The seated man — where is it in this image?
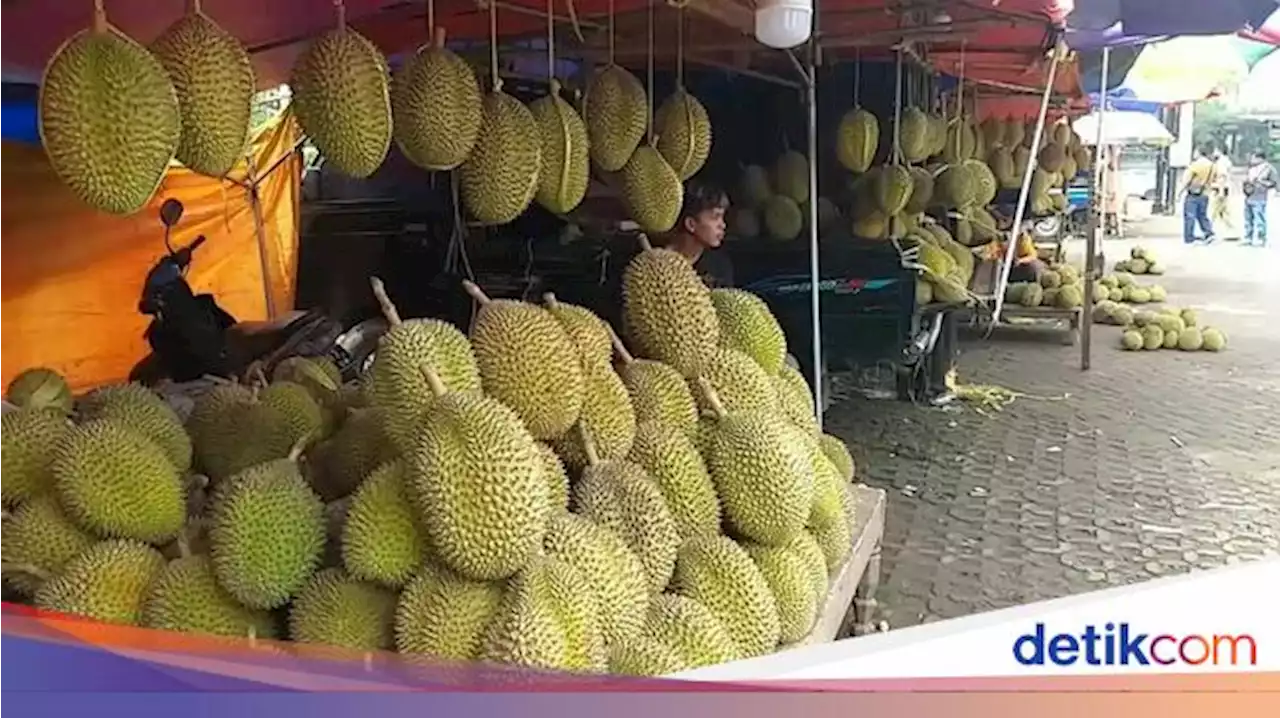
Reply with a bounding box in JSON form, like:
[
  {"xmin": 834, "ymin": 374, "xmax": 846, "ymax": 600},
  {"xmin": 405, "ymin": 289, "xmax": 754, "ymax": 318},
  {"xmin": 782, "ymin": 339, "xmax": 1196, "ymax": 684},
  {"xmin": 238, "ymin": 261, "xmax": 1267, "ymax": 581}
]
[{"xmin": 662, "ymin": 179, "xmax": 733, "ymax": 288}]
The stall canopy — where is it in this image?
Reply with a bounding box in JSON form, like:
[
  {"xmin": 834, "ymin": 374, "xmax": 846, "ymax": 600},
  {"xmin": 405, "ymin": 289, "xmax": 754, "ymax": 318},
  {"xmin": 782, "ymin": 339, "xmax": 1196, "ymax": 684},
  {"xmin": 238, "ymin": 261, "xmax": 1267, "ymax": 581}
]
[
  {"xmin": 1068, "ymin": 0, "xmax": 1278, "ymax": 39},
  {"xmin": 1072, "ymin": 108, "xmax": 1173, "ymax": 145},
  {"xmin": 2, "ymin": 1, "xmax": 1079, "ymax": 94},
  {"xmin": 0, "ymin": 112, "xmax": 303, "ymax": 393}
]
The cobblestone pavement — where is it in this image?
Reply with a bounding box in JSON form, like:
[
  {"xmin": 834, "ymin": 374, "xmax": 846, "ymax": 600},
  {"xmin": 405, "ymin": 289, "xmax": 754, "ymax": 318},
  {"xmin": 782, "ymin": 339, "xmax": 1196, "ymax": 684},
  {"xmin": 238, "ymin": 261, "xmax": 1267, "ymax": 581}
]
[{"xmin": 824, "ymin": 228, "xmax": 1280, "ymax": 629}]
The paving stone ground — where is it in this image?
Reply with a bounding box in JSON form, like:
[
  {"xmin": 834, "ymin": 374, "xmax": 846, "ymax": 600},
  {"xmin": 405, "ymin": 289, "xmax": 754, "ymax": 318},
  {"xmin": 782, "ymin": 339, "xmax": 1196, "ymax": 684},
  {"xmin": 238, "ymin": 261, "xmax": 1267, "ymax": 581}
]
[{"xmin": 824, "ymin": 225, "xmax": 1280, "ymax": 629}]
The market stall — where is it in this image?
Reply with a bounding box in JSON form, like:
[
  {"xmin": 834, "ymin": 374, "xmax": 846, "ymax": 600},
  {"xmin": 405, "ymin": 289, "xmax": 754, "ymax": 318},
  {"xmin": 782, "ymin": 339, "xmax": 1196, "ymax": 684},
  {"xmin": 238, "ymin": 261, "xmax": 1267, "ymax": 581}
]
[{"xmin": 1, "ymin": 0, "xmax": 1078, "ymax": 677}]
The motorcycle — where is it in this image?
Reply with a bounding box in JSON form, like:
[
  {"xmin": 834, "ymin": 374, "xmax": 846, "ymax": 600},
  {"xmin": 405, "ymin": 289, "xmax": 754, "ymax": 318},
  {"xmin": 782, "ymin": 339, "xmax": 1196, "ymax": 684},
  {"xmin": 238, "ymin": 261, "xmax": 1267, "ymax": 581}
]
[{"xmin": 129, "ymin": 198, "xmax": 378, "ymax": 387}]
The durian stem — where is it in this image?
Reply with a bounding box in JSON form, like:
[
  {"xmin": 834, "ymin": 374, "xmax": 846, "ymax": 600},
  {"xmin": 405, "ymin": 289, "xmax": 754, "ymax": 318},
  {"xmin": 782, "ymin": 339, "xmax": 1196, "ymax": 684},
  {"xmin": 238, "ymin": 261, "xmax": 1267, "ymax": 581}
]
[
  {"xmin": 1, "ymin": 563, "xmax": 52, "ymax": 583},
  {"xmin": 185, "ymin": 473, "xmax": 210, "ymax": 493},
  {"xmin": 427, "ymin": 0, "xmax": 435, "ymax": 36},
  {"xmin": 363, "ymin": 652, "xmax": 374, "ymax": 672},
  {"xmin": 694, "ymin": 377, "xmax": 727, "ymax": 420},
  {"xmin": 176, "ymin": 531, "xmax": 192, "ymax": 559},
  {"xmin": 676, "ymin": 6, "xmax": 684, "ymax": 88},
  {"xmin": 645, "ymin": 0, "xmax": 655, "ymax": 145},
  {"xmin": 92, "ymin": 0, "xmax": 108, "ymax": 33},
  {"xmin": 636, "ymin": 233, "xmax": 654, "ymax": 251},
  {"xmin": 607, "ymin": 325, "xmax": 634, "ymax": 364},
  {"xmin": 287, "ymin": 428, "xmax": 318, "ymax": 462},
  {"xmin": 369, "ymin": 277, "xmax": 403, "ymax": 327},
  {"xmin": 545, "ymin": 0, "xmax": 555, "ymax": 81},
  {"xmin": 334, "ymin": 0, "xmax": 346, "ymax": 29},
  {"xmin": 461, "ymin": 280, "xmax": 493, "ymax": 306},
  {"xmin": 188, "ymin": 0, "xmax": 202, "ymax": 14},
  {"xmin": 576, "ymin": 422, "xmax": 601, "ymax": 466},
  {"xmin": 542, "ymin": 292, "xmax": 561, "ymax": 310},
  {"xmin": 419, "ymin": 366, "xmax": 448, "ymax": 398},
  {"xmin": 608, "ymin": 0, "xmax": 616, "ymax": 64},
  {"xmin": 488, "ymin": 0, "xmax": 501, "ymax": 92},
  {"xmin": 432, "ymin": 26, "xmax": 446, "ymax": 50},
  {"xmin": 247, "ymin": 625, "xmax": 258, "ymax": 648}
]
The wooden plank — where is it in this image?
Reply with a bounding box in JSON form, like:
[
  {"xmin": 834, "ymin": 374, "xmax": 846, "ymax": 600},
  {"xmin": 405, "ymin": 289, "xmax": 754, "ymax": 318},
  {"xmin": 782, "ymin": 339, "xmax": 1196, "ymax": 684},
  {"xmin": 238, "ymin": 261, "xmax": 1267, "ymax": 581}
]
[{"xmin": 786, "ymin": 484, "xmax": 887, "ymax": 647}]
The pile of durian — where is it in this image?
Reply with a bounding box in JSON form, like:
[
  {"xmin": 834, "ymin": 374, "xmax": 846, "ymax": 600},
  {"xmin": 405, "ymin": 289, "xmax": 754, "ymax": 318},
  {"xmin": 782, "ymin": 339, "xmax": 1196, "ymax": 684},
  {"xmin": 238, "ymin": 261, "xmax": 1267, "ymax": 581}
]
[
  {"xmin": 38, "ymin": 1, "xmax": 711, "ymax": 237},
  {"xmin": 1003, "ymin": 261, "xmax": 1088, "ymax": 309},
  {"xmin": 2, "ymin": 238, "xmax": 865, "ymax": 677},
  {"xmin": 1112, "ymin": 246, "xmax": 1166, "ymax": 275},
  {"xmin": 726, "ymin": 153, "xmax": 842, "ymax": 242},
  {"xmin": 1090, "ymin": 305, "xmax": 1229, "ymax": 352}
]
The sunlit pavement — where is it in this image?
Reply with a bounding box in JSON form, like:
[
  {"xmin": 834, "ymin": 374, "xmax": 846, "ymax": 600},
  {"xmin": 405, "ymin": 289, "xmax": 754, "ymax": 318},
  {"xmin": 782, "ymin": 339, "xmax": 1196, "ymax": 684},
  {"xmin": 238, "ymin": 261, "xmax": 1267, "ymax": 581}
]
[{"xmin": 825, "ymin": 216, "xmax": 1280, "ymax": 631}]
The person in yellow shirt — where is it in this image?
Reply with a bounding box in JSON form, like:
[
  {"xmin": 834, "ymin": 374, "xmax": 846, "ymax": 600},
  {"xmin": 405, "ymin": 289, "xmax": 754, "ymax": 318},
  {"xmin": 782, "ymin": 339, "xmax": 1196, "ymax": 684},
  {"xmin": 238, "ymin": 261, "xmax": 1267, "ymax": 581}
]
[{"xmin": 1179, "ymin": 145, "xmax": 1217, "ymax": 244}]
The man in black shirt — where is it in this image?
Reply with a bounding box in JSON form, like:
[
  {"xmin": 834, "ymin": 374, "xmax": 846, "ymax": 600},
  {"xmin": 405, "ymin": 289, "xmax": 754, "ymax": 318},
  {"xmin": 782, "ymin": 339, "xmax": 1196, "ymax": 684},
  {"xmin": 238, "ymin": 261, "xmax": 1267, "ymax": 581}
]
[{"xmin": 662, "ymin": 179, "xmax": 735, "ymax": 288}]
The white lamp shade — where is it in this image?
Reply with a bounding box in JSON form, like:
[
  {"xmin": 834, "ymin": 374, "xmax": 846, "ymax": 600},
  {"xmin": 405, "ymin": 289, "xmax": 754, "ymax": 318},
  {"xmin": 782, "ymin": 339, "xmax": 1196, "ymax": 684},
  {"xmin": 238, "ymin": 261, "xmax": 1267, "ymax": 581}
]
[{"xmin": 754, "ymin": 0, "xmax": 814, "ymax": 49}]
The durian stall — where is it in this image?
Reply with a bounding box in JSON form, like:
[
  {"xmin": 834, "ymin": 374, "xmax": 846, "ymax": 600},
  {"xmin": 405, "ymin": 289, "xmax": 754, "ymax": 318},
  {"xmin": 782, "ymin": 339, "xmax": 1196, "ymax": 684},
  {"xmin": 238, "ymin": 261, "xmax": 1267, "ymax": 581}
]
[{"xmin": 0, "ymin": 0, "xmax": 1077, "ymax": 679}]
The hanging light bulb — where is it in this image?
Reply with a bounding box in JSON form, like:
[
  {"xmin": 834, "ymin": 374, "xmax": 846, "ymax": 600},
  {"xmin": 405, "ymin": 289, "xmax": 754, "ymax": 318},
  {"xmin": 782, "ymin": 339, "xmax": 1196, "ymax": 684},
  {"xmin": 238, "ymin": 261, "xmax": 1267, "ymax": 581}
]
[{"xmin": 754, "ymin": 0, "xmax": 814, "ymax": 50}]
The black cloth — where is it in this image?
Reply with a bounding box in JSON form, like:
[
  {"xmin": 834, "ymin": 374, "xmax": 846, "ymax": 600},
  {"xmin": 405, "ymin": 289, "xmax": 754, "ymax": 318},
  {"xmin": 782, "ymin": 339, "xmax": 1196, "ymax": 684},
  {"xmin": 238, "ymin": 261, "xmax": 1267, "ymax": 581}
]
[{"xmin": 694, "ymin": 248, "xmax": 735, "ymax": 288}]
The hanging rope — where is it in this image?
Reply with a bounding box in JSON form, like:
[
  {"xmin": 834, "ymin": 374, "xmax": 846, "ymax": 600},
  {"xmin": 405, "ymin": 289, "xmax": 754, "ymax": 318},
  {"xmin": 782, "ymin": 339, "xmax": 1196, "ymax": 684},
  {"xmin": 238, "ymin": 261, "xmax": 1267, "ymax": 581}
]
[
  {"xmin": 892, "ymin": 47, "xmax": 904, "ymax": 165},
  {"xmin": 853, "ymin": 48, "xmax": 861, "ymax": 107},
  {"xmin": 676, "ymin": 5, "xmax": 684, "ymax": 88},
  {"xmin": 427, "ymin": 0, "xmax": 434, "ymax": 34},
  {"xmin": 489, "ymin": 0, "xmax": 501, "ymax": 92},
  {"xmin": 608, "ymin": 0, "xmax": 616, "ymax": 65},
  {"xmin": 546, "ymin": 0, "xmax": 555, "ymax": 80},
  {"xmin": 646, "ymin": 0, "xmax": 655, "ymax": 144}
]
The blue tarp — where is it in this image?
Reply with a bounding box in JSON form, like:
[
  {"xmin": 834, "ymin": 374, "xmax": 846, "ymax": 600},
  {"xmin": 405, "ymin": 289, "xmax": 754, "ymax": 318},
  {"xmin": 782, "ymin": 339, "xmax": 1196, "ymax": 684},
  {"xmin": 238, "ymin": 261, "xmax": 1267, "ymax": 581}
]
[
  {"xmin": 1068, "ymin": 0, "xmax": 1278, "ymax": 43},
  {"xmin": 1, "ymin": 82, "xmax": 39, "ymax": 144},
  {"xmin": 1088, "ymin": 87, "xmax": 1165, "ymax": 114}
]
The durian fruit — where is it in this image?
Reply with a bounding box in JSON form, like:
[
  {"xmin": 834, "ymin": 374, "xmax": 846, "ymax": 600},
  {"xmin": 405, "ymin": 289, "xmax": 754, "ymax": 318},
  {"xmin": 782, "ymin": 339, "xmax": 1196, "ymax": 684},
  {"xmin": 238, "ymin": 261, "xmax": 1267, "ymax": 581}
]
[
  {"xmin": 463, "ymin": 281, "xmax": 585, "ymax": 441},
  {"xmin": 406, "ymin": 367, "xmax": 550, "ymax": 582},
  {"xmin": 1038, "ymin": 142, "xmax": 1067, "ymax": 173},
  {"xmin": 208, "ymin": 445, "xmax": 327, "ymax": 610},
  {"xmin": 341, "ymin": 460, "xmax": 428, "ymax": 589},
  {"xmin": 258, "ymin": 380, "xmax": 329, "ymax": 448},
  {"xmin": 965, "ymin": 159, "xmax": 999, "ymax": 206},
  {"xmin": 671, "ymin": 535, "xmax": 780, "ymax": 658},
  {"xmin": 550, "ymin": 360, "xmax": 637, "ymax": 470},
  {"xmin": 535, "ymin": 443, "xmax": 571, "ymax": 511},
  {"xmin": 874, "ymin": 164, "xmax": 914, "ymax": 216},
  {"xmin": 34, "ymin": 539, "xmax": 167, "ymax": 626},
  {"xmin": 272, "ymin": 356, "xmax": 342, "ymax": 414},
  {"xmin": 310, "ymin": 406, "xmax": 397, "ymax": 502},
  {"xmin": 695, "ymin": 379, "xmax": 813, "ymax": 546},
  {"xmin": 52, "ymin": 419, "xmax": 186, "ymax": 544},
  {"xmin": 39, "ymin": 5, "xmax": 181, "ymax": 215},
  {"xmin": 737, "ymin": 164, "xmax": 772, "ymax": 208},
  {"xmin": 583, "ymin": 64, "xmax": 648, "ymax": 172},
  {"xmin": 363, "ymin": 277, "xmax": 482, "ymax": 454},
  {"xmin": 77, "ymin": 382, "xmax": 192, "ymax": 473},
  {"xmin": 935, "ymin": 163, "xmax": 976, "ymax": 209},
  {"xmin": 542, "ymin": 292, "xmax": 613, "ymax": 368},
  {"xmin": 460, "ymin": 81, "xmax": 543, "ymax": 225},
  {"xmin": 394, "ymin": 560, "xmax": 505, "ymax": 660},
  {"xmin": 610, "ymin": 329, "xmax": 700, "ymax": 436},
  {"xmin": 773, "ymin": 151, "xmax": 810, "ymax": 204},
  {"xmin": 835, "ymin": 107, "xmax": 879, "ymax": 173},
  {"xmin": 774, "ymin": 363, "xmax": 818, "ymax": 434},
  {"xmin": 529, "ymin": 80, "xmax": 590, "ymax": 215},
  {"xmin": 710, "ymin": 288, "xmax": 786, "ymax": 376},
  {"xmin": 1, "ymin": 407, "xmax": 73, "ymax": 507},
  {"xmin": 288, "ymin": 567, "xmax": 398, "ymax": 651},
  {"xmin": 621, "ymin": 236, "xmax": 721, "ymax": 379},
  {"xmin": 289, "ymin": 5, "xmax": 392, "ymax": 178},
  {"xmin": 980, "ymin": 116, "xmax": 1004, "ymax": 150},
  {"xmin": 149, "ymin": 1, "xmax": 255, "ymax": 177},
  {"xmin": 646, "ymin": 593, "xmax": 741, "ymax": 668},
  {"xmin": 542, "ymin": 511, "xmax": 649, "ymax": 647},
  {"xmin": 1, "ymin": 494, "xmax": 97, "ymax": 597},
  {"xmin": 620, "ymin": 144, "xmax": 684, "ymax": 235},
  {"xmin": 478, "ymin": 554, "xmax": 608, "ymax": 673},
  {"xmin": 141, "ymin": 554, "xmax": 278, "ymax": 639},
  {"xmin": 655, "ymin": 87, "xmax": 712, "ymax": 180},
  {"xmin": 897, "ymin": 107, "xmax": 932, "ymax": 163},
  {"xmin": 608, "ymin": 634, "xmax": 690, "ymax": 676},
  {"xmin": 786, "ymin": 530, "xmax": 830, "ymax": 601},
  {"xmin": 762, "ymin": 194, "xmax": 804, "ymax": 241},
  {"xmin": 727, "ymin": 206, "xmax": 761, "ymax": 239},
  {"xmin": 627, "ymin": 420, "xmax": 722, "ymax": 541},
  {"xmin": 691, "ymin": 347, "xmax": 779, "ymax": 417},
  {"xmin": 573, "ymin": 426, "xmax": 682, "ymax": 594},
  {"xmin": 903, "ymin": 166, "xmax": 935, "ymax": 214},
  {"xmin": 5, "ymin": 367, "xmax": 74, "ymax": 414},
  {"xmin": 820, "ymin": 434, "xmax": 856, "ymax": 481},
  {"xmin": 744, "ymin": 542, "xmax": 818, "ymax": 644},
  {"xmin": 988, "ymin": 147, "xmax": 1018, "ymax": 189},
  {"xmin": 186, "ymin": 382, "xmax": 253, "ymax": 472},
  {"xmin": 391, "ymin": 26, "xmax": 483, "ymax": 171},
  {"xmin": 1202, "ymin": 328, "xmax": 1227, "ymax": 352}
]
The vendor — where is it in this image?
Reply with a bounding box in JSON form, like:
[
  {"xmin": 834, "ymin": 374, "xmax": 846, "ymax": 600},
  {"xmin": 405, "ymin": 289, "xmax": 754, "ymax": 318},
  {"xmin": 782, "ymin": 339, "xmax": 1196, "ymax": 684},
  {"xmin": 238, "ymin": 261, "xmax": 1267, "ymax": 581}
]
[{"xmin": 662, "ymin": 179, "xmax": 734, "ymax": 288}]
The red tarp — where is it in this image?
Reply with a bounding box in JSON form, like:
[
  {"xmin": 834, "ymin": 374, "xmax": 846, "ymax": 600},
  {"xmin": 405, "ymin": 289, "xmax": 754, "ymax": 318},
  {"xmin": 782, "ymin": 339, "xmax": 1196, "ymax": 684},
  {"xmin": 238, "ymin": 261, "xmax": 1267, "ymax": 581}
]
[{"xmin": 3, "ymin": 0, "xmax": 1080, "ymax": 100}]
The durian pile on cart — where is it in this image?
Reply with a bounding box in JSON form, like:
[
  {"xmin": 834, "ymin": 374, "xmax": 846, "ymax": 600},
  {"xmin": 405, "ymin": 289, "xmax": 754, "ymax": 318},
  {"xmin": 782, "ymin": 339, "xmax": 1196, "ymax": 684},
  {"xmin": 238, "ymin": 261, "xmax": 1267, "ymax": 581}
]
[{"xmin": 6, "ymin": 0, "xmax": 888, "ymax": 680}]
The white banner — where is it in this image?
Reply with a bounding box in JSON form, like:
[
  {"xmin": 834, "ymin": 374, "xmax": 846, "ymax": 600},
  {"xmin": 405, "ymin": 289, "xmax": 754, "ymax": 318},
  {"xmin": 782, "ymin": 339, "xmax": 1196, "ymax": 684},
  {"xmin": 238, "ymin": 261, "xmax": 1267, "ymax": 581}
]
[{"xmin": 672, "ymin": 557, "xmax": 1278, "ymax": 680}]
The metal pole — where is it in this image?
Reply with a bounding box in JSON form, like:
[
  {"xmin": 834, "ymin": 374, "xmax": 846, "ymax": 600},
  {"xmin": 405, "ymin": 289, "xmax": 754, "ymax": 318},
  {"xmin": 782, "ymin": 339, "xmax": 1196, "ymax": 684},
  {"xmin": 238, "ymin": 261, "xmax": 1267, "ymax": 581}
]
[
  {"xmin": 1081, "ymin": 45, "xmax": 1110, "ymax": 371},
  {"xmin": 989, "ymin": 43, "xmax": 1063, "ymax": 327},
  {"xmin": 806, "ymin": 15, "xmax": 823, "ymax": 429}
]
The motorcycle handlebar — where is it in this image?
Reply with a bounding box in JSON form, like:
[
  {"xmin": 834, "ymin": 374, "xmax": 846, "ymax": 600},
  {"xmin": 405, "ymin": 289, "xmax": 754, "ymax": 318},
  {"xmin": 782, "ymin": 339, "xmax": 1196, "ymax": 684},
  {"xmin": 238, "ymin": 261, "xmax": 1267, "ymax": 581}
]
[{"xmin": 188, "ymin": 235, "xmax": 207, "ymax": 253}]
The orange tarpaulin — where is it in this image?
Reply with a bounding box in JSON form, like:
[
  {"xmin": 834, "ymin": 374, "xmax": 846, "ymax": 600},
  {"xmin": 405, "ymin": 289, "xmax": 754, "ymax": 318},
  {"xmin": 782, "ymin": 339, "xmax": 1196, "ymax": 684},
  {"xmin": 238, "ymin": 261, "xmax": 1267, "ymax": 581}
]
[{"xmin": 1, "ymin": 111, "xmax": 302, "ymax": 393}]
